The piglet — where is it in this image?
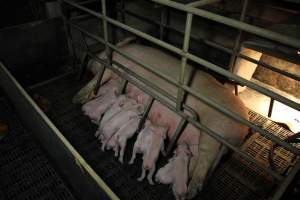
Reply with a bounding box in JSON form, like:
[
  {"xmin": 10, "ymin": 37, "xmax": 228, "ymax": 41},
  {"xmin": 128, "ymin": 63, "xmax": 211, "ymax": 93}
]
[
  {"xmin": 100, "ymin": 95, "xmax": 137, "ymax": 128},
  {"xmin": 129, "ymin": 121, "xmax": 167, "ymax": 185},
  {"xmin": 113, "ymin": 116, "xmax": 141, "ymax": 163},
  {"xmin": 82, "ymin": 87, "xmax": 118, "ymax": 124},
  {"xmin": 99, "ymin": 104, "xmax": 144, "ymax": 151},
  {"xmin": 155, "ymin": 144, "xmax": 191, "ymax": 200}
]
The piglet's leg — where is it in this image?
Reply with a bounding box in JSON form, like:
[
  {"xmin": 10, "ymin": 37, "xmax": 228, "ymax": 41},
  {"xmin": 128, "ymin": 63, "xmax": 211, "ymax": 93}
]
[
  {"xmin": 114, "ymin": 144, "xmax": 119, "ymax": 157},
  {"xmin": 147, "ymin": 164, "xmax": 156, "ymax": 185},
  {"xmin": 137, "ymin": 168, "xmax": 146, "ymax": 182},
  {"xmin": 101, "ymin": 139, "xmax": 108, "ymax": 151},
  {"xmin": 129, "ymin": 146, "xmax": 138, "ymax": 164},
  {"xmin": 118, "ymin": 140, "xmax": 127, "ymax": 164},
  {"xmin": 187, "ymin": 134, "xmax": 220, "ymax": 199}
]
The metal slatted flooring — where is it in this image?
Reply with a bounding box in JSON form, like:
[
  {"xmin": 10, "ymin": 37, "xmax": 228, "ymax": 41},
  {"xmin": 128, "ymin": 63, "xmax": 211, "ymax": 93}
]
[
  {"xmin": 30, "ymin": 73, "xmax": 297, "ymax": 200},
  {"xmin": 0, "ymin": 98, "xmax": 76, "ymax": 200}
]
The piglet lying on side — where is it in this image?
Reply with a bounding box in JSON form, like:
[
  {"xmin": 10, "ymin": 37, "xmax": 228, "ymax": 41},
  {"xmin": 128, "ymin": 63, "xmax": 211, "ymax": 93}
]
[
  {"xmin": 98, "ymin": 104, "xmax": 144, "ymax": 151},
  {"xmin": 155, "ymin": 144, "xmax": 191, "ymax": 200},
  {"xmin": 129, "ymin": 121, "xmax": 167, "ymax": 185}
]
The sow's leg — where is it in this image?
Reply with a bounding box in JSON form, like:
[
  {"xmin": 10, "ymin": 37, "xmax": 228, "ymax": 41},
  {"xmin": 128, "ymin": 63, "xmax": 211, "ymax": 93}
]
[{"xmin": 187, "ymin": 134, "xmax": 221, "ymax": 199}]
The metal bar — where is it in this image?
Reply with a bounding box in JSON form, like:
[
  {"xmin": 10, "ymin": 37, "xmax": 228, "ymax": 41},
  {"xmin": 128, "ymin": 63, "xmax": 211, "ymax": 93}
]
[
  {"xmin": 228, "ymin": 0, "xmax": 248, "ymax": 73},
  {"xmin": 176, "ymin": 13, "xmax": 193, "ymax": 110},
  {"xmin": 137, "ymin": 97, "xmax": 155, "ymax": 132},
  {"xmin": 268, "ymin": 98, "xmax": 275, "ymax": 118},
  {"xmin": 63, "ymin": 0, "xmax": 300, "ymax": 114},
  {"xmin": 81, "ymin": 49, "xmax": 284, "ymax": 181},
  {"xmin": 159, "ymin": 6, "xmax": 166, "ymax": 40},
  {"xmin": 120, "ymin": 9, "xmax": 300, "ymax": 82},
  {"xmin": 272, "ymin": 159, "xmax": 300, "ymax": 200},
  {"xmin": 93, "ymin": 59, "xmax": 106, "ymax": 95},
  {"xmin": 78, "ymin": 0, "xmax": 97, "ymax": 5},
  {"xmin": 152, "ymin": 0, "xmax": 300, "ymax": 49},
  {"xmin": 0, "ymin": 62, "xmax": 120, "ymax": 200},
  {"xmin": 187, "ymin": 0, "xmax": 221, "ymax": 7},
  {"xmin": 118, "ymin": 79, "xmax": 128, "ymax": 94},
  {"xmin": 68, "ymin": 21, "xmax": 300, "ymax": 155},
  {"xmin": 59, "ymin": 0, "xmax": 77, "ymax": 70},
  {"xmin": 93, "ymin": 0, "xmax": 110, "ymax": 95},
  {"xmin": 165, "ymin": 118, "xmax": 188, "ymax": 155}
]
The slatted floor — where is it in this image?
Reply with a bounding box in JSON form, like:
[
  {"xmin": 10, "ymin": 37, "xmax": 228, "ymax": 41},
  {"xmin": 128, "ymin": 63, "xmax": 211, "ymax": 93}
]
[
  {"xmin": 30, "ymin": 73, "xmax": 298, "ymax": 200},
  {"xmin": 0, "ymin": 98, "xmax": 76, "ymax": 200}
]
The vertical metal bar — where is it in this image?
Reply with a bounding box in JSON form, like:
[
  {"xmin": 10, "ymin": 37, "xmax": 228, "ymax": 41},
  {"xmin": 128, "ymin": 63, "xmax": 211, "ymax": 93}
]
[
  {"xmin": 176, "ymin": 13, "xmax": 193, "ymax": 110},
  {"xmin": 78, "ymin": 32, "xmax": 90, "ymax": 80},
  {"xmin": 120, "ymin": 0, "xmax": 125, "ymax": 23},
  {"xmin": 137, "ymin": 97, "xmax": 155, "ymax": 132},
  {"xmin": 159, "ymin": 6, "xmax": 167, "ymax": 40},
  {"xmin": 268, "ymin": 98, "xmax": 275, "ymax": 118},
  {"xmin": 107, "ymin": 0, "xmax": 117, "ymax": 45},
  {"xmin": 94, "ymin": 0, "xmax": 110, "ymax": 94},
  {"xmin": 165, "ymin": 118, "xmax": 188, "ymax": 156},
  {"xmin": 59, "ymin": 0, "xmax": 77, "ymax": 70},
  {"xmin": 272, "ymin": 159, "xmax": 300, "ymax": 200},
  {"xmin": 118, "ymin": 79, "xmax": 128, "ymax": 94},
  {"xmin": 228, "ymin": 0, "xmax": 249, "ymax": 72},
  {"xmin": 228, "ymin": 0, "xmax": 249, "ymax": 95}
]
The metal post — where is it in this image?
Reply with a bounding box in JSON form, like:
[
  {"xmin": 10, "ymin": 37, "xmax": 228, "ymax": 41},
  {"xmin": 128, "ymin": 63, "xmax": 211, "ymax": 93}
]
[
  {"xmin": 93, "ymin": 0, "xmax": 110, "ymax": 94},
  {"xmin": 59, "ymin": 0, "xmax": 77, "ymax": 70},
  {"xmin": 165, "ymin": 118, "xmax": 188, "ymax": 155},
  {"xmin": 118, "ymin": 79, "xmax": 128, "ymax": 94},
  {"xmin": 268, "ymin": 98, "xmax": 275, "ymax": 118},
  {"xmin": 228, "ymin": 0, "xmax": 248, "ymax": 72},
  {"xmin": 176, "ymin": 13, "xmax": 193, "ymax": 111},
  {"xmin": 137, "ymin": 97, "xmax": 154, "ymax": 132}
]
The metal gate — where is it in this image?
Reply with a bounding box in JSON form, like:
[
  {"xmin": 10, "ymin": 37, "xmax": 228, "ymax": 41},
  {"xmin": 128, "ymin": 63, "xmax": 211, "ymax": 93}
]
[{"xmin": 59, "ymin": 0, "xmax": 300, "ymax": 199}]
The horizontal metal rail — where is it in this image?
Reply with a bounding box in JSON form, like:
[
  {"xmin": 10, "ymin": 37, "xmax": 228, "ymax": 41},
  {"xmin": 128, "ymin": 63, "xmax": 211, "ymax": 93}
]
[
  {"xmin": 187, "ymin": 0, "xmax": 221, "ymax": 7},
  {"xmin": 63, "ymin": 0, "xmax": 300, "ymax": 114},
  {"xmin": 153, "ymin": 0, "xmax": 300, "ymax": 49},
  {"xmin": 68, "ymin": 20, "xmax": 300, "ymax": 155}
]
